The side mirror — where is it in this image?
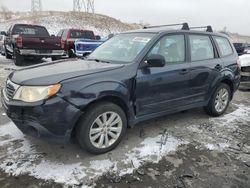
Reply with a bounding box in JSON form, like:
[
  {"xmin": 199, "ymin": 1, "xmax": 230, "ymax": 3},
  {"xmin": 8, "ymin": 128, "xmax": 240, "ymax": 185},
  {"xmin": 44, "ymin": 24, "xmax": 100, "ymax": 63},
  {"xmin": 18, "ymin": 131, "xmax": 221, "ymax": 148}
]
[
  {"xmin": 0, "ymin": 31, "xmax": 7, "ymax": 36},
  {"xmin": 145, "ymin": 54, "xmax": 166, "ymax": 67}
]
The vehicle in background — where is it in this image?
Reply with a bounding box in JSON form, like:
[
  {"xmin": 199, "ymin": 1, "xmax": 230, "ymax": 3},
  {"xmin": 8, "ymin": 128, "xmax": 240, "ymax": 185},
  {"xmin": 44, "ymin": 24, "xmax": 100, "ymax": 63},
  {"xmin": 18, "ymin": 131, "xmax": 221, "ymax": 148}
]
[
  {"xmin": 233, "ymin": 43, "xmax": 250, "ymax": 56},
  {"xmin": 57, "ymin": 29, "xmax": 99, "ymax": 58},
  {"xmin": 0, "ymin": 33, "xmax": 6, "ymax": 56},
  {"xmin": 4, "ymin": 24, "xmax": 63, "ymax": 66},
  {"xmin": 75, "ymin": 38, "xmax": 104, "ymax": 57},
  {"xmin": 2, "ymin": 23, "xmax": 241, "ymax": 154},
  {"xmin": 239, "ymin": 54, "xmax": 250, "ymax": 89}
]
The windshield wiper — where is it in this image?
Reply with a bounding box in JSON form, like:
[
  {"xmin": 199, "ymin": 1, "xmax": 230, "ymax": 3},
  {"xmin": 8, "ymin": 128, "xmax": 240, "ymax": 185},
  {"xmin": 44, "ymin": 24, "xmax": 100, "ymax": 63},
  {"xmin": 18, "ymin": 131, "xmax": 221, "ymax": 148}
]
[{"xmin": 87, "ymin": 58, "xmax": 110, "ymax": 64}]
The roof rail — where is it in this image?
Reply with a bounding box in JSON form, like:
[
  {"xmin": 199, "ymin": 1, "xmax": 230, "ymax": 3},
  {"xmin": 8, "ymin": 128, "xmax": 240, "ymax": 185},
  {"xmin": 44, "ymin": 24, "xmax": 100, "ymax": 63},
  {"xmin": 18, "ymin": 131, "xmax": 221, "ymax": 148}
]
[
  {"xmin": 189, "ymin": 26, "xmax": 213, "ymax": 32},
  {"xmin": 143, "ymin": 23, "xmax": 190, "ymax": 30}
]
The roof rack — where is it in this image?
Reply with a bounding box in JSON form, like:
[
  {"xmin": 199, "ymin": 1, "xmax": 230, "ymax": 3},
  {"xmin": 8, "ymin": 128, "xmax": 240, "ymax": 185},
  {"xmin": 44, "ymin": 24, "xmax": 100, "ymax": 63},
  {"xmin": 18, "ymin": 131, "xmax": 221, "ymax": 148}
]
[
  {"xmin": 189, "ymin": 26, "xmax": 213, "ymax": 32},
  {"xmin": 143, "ymin": 23, "xmax": 190, "ymax": 30}
]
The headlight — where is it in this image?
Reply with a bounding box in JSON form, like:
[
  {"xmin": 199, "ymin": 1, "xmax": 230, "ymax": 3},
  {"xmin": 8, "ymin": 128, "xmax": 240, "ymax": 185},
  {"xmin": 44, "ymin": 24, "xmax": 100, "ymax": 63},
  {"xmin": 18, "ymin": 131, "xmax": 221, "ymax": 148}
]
[{"xmin": 13, "ymin": 84, "xmax": 61, "ymax": 103}]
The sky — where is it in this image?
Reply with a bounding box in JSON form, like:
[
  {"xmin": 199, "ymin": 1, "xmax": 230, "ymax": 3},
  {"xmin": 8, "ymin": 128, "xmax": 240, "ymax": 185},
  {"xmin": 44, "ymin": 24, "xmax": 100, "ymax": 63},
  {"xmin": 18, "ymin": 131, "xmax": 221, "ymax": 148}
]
[{"xmin": 0, "ymin": 0, "xmax": 250, "ymax": 35}]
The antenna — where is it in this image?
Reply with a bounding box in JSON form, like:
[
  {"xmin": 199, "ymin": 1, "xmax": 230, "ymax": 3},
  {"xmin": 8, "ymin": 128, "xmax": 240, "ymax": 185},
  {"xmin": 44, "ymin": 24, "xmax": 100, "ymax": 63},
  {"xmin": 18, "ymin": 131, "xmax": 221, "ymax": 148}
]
[
  {"xmin": 73, "ymin": 0, "xmax": 95, "ymax": 13},
  {"xmin": 31, "ymin": 0, "xmax": 42, "ymax": 13}
]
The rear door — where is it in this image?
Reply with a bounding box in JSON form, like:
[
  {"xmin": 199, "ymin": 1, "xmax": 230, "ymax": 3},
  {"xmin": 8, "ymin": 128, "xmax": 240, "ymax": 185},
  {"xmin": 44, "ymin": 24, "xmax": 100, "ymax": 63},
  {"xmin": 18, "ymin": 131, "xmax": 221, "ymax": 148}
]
[
  {"xmin": 188, "ymin": 34, "xmax": 222, "ymax": 103},
  {"xmin": 136, "ymin": 34, "xmax": 192, "ymax": 116}
]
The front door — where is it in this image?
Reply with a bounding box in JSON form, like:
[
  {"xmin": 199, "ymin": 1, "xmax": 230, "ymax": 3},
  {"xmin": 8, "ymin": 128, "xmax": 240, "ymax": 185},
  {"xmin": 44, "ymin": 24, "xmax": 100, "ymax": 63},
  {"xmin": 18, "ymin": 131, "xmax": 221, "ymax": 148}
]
[{"xmin": 136, "ymin": 34, "xmax": 191, "ymax": 116}]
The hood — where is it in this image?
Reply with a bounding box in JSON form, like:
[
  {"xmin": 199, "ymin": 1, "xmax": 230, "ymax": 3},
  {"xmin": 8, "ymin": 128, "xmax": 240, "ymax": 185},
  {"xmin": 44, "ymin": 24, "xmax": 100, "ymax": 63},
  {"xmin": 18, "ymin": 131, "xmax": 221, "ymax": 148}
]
[
  {"xmin": 239, "ymin": 54, "xmax": 250, "ymax": 67},
  {"xmin": 9, "ymin": 59, "xmax": 124, "ymax": 86}
]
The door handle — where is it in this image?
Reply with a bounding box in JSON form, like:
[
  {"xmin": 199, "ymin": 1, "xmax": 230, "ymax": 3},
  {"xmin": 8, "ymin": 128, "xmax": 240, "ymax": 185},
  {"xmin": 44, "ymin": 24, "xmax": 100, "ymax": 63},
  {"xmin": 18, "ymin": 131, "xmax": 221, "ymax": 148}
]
[
  {"xmin": 215, "ymin": 64, "xmax": 222, "ymax": 70},
  {"xmin": 179, "ymin": 69, "xmax": 189, "ymax": 75}
]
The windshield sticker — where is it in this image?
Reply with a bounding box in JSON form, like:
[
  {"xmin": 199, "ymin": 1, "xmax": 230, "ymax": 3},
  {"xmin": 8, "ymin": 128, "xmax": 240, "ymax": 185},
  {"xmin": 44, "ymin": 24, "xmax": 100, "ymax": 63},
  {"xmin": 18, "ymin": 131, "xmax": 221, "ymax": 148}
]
[{"xmin": 132, "ymin": 37, "xmax": 151, "ymax": 43}]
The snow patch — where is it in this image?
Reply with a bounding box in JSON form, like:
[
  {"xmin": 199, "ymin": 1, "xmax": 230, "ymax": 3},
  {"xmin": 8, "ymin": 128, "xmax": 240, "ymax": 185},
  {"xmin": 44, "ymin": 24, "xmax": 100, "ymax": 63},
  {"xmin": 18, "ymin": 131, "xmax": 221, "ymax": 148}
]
[{"xmin": 0, "ymin": 121, "xmax": 183, "ymax": 185}]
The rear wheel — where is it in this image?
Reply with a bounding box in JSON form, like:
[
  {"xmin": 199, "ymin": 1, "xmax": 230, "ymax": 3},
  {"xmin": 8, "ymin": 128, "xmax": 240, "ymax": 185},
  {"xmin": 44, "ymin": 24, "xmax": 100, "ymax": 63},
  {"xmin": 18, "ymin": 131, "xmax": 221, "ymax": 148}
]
[
  {"xmin": 204, "ymin": 83, "xmax": 231, "ymax": 117},
  {"xmin": 76, "ymin": 102, "xmax": 127, "ymax": 154},
  {"xmin": 13, "ymin": 50, "xmax": 23, "ymax": 66}
]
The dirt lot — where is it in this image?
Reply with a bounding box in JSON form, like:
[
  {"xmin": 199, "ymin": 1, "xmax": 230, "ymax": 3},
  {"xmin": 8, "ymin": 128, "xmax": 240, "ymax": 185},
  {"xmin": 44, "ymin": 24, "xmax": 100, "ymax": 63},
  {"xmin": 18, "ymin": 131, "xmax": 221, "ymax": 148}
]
[{"xmin": 0, "ymin": 56, "xmax": 249, "ymax": 188}]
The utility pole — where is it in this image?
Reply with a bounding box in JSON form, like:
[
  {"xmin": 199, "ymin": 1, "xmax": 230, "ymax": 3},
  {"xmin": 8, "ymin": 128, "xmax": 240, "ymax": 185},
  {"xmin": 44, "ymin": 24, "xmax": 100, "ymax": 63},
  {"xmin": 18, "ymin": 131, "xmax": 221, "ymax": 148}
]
[
  {"xmin": 31, "ymin": 0, "xmax": 42, "ymax": 13},
  {"xmin": 73, "ymin": 0, "xmax": 95, "ymax": 13}
]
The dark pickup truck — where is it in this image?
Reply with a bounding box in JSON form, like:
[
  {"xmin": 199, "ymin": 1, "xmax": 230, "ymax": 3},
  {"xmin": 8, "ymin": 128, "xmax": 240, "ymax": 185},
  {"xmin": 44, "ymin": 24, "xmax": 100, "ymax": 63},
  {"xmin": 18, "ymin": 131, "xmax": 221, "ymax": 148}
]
[{"xmin": 4, "ymin": 24, "xmax": 63, "ymax": 65}]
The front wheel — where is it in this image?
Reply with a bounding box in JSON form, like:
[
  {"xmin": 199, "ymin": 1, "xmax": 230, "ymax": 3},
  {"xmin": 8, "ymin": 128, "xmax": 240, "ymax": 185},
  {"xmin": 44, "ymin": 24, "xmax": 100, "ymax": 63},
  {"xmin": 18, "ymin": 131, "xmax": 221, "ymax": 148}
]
[
  {"xmin": 76, "ymin": 102, "xmax": 127, "ymax": 154},
  {"xmin": 204, "ymin": 83, "xmax": 231, "ymax": 117}
]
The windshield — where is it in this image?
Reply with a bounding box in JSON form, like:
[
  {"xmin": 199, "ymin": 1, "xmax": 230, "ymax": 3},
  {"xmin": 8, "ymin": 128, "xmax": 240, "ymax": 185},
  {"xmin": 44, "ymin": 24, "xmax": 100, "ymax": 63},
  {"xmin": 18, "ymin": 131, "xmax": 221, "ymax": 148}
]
[{"xmin": 88, "ymin": 33, "xmax": 155, "ymax": 63}]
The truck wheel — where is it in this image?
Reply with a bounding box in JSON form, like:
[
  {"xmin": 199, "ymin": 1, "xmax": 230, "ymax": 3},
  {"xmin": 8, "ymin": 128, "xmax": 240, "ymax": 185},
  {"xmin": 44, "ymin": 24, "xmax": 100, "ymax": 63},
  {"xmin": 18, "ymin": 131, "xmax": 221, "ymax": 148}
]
[
  {"xmin": 68, "ymin": 49, "xmax": 76, "ymax": 58},
  {"xmin": 5, "ymin": 48, "xmax": 12, "ymax": 59},
  {"xmin": 76, "ymin": 102, "xmax": 127, "ymax": 154},
  {"xmin": 13, "ymin": 50, "xmax": 23, "ymax": 66},
  {"xmin": 204, "ymin": 83, "xmax": 231, "ymax": 117}
]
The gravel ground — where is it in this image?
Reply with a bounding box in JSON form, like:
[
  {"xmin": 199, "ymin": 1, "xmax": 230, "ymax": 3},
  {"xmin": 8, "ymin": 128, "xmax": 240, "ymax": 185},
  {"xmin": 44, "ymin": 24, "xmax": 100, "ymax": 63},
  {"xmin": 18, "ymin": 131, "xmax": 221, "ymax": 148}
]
[{"xmin": 0, "ymin": 56, "xmax": 249, "ymax": 188}]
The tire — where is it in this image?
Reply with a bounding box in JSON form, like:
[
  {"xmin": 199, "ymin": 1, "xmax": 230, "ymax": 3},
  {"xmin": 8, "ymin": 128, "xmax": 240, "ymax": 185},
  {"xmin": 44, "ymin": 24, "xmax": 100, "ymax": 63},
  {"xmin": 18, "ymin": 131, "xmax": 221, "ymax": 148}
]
[
  {"xmin": 68, "ymin": 49, "xmax": 76, "ymax": 58},
  {"xmin": 204, "ymin": 83, "xmax": 231, "ymax": 117},
  {"xmin": 13, "ymin": 50, "xmax": 23, "ymax": 66},
  {"xmin": 5, "ymin": 47, "xmax": 12, "ymax": 59},
  {"xmin": 76, "ymin": 102, "xmax": 127, "ymax": 154}
]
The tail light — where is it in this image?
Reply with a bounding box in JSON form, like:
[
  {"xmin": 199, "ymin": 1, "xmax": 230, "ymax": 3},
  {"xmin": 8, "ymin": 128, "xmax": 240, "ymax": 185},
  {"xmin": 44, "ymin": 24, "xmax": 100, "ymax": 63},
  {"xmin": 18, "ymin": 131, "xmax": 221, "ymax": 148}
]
[
  {"xmin": 237, "ymin": 59, "xmax": 241, "ymax": 69},
  {"xmin": 16, "ymin": 36, "xmax": 23, "ymax": 48}
]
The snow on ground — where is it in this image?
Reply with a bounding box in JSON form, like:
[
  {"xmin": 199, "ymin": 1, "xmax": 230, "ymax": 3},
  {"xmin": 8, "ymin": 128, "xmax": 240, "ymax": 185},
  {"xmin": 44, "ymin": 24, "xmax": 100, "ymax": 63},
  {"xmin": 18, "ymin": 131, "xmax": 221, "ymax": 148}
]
[
  {"xmin": 187, "ymin": 103, "xmax": 250, "ymax": 152},
  {"xmin": 0, "ymin": 122, "xmax": 184, "ymax": 185},
  {"xmin": 0, "ymin": 103, "xmax": 249, "ymax": 186}
]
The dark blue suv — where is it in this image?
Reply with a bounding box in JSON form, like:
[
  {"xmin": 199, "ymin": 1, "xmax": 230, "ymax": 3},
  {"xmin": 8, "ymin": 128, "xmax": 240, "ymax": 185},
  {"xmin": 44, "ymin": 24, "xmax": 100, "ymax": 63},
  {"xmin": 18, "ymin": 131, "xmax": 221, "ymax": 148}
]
[{"xmin": 1, "ymin": 23, "xmax": 241, "ymax": 154}]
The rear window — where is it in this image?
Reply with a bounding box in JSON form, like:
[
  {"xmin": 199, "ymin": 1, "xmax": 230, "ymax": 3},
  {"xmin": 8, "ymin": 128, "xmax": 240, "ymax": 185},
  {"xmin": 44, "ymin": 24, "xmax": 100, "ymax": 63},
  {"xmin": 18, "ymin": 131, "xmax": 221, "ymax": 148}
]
[
  {"xmin": 214, "ymin": 36, "xmax": 233, "ymax": 57},
  {"xmin": 189, "ymin": 35, "xmax": 214, "ymax": 61},
  {"xmin": 233, "ymin": 43, "xmax": 243, "ymax": 48},
  {"xmin": 12, "ymin": 25, "xmax": 49, "ymax": 37},
  {"xmin": 70, "ymin": 30, "xmax": 95, "ymax": 39}
]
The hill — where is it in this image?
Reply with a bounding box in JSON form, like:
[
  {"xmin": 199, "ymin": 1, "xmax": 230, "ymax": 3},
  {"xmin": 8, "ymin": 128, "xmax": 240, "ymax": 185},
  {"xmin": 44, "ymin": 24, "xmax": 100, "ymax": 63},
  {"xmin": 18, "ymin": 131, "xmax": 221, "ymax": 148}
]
[
  {"xmin": 0, "ymin": 11, "xmax": 139, "ymax": 36},
  {"xmin": 0, "ymin": 11, "xmax": 250, "ymax": 43}
]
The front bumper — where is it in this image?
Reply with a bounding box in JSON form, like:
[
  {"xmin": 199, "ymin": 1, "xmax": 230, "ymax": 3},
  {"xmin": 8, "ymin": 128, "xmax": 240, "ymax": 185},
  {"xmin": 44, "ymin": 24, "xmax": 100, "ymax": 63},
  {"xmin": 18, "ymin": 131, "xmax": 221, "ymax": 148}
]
[{"xmin": 1, "ymin": 89, "xmax": 83, "ymax": 141}]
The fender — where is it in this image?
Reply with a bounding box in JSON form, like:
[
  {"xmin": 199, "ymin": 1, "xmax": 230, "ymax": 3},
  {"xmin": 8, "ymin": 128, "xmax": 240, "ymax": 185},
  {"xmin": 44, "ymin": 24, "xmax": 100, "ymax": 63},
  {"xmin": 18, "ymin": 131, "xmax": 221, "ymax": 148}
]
[
  {"xmin": 205, "ymin": 68, "xmax": 236, "ymax": 103},
  {"xmin": 61, "ymin": 79, "xmax": 136, "ymax": 122}
]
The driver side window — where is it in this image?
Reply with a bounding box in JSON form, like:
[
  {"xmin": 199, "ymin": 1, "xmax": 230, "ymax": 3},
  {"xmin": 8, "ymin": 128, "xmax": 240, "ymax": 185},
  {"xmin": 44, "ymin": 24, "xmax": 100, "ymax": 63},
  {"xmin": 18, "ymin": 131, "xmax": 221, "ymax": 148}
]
[{"xmin": 148, "ymin": 35, "xmax": 185, "ymax": 64}]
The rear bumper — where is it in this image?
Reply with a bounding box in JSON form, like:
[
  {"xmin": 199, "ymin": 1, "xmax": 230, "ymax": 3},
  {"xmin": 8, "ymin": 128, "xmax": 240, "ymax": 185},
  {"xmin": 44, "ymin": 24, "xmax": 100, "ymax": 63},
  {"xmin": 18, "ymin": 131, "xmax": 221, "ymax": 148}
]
[
  {"xmin": 1, "ymin": 89, "xmax": 83, "ymax": 141},
  {"xmin": 19, "ymin": 49, "xmax": 64, "ymax": 57}
]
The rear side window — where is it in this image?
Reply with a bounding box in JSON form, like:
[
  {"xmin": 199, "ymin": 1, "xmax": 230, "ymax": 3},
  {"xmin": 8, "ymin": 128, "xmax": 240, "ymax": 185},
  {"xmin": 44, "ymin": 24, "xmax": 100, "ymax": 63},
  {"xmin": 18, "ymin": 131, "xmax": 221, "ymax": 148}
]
[
  {"xmin": 149, "ymin": 35, "xmax": 185, "ymax": 64},
  {"xmin": 214, "ymin": 36, "xmax": 233, "ymax": 57},
  {"xmin": 57, "ymin": 30, "xmax": 63, "ymax": 37},
  {"xmin": 62, "ymin": 30, "xmax": 68, "ymax": 39},
  {"xmin": 189, "ymin": 35, "xmax": 214, "ymax": 61}
]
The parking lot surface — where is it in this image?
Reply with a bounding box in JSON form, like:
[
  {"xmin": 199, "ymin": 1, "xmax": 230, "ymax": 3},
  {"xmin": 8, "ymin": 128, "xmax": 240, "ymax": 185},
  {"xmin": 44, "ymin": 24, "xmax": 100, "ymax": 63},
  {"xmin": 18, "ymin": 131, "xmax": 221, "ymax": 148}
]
[{"xmin": 0, "ymin": 56, "xmax": 249, "ymax": 188}]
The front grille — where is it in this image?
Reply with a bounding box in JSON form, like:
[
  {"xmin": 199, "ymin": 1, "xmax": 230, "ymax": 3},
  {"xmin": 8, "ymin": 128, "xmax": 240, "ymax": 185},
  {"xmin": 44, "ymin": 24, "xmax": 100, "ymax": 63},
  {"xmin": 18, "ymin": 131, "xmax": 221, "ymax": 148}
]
[
  {"xmin": 241, "ymin": 75, "xmax": 250, "ymax": 82},
  {"xmin": 241, "ymin": 66, "xmax": 250, "ymax": 73},
  {"xmin": 4, "ymin": 80, "xmax": 19, "ymax": 100}
]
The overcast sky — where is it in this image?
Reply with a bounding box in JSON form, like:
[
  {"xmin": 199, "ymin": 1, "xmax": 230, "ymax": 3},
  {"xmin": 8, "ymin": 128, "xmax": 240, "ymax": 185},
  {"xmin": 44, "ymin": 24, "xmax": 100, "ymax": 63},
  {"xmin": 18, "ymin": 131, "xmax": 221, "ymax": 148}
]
[{"xmin": 0, "ymin": 0, "xmax": 250, "ymax": 35}]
